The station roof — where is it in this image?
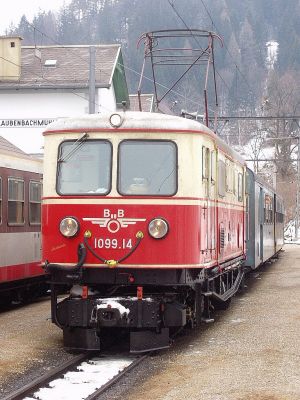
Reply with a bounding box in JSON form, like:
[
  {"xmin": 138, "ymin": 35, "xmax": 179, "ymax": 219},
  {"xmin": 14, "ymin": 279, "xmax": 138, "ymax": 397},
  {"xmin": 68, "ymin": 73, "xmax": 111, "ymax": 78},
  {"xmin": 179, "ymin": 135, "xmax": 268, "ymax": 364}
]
[
  {"xmin": 0, "ymin": 44, "xmax": 126, "ymax": 90},
  {"xmin": 0, "ymin": 135, "xmax": 27, "ymax": 156},
  {"xmin": 129, "ymin": 94, "xmax": 154, "ymax": 112}
]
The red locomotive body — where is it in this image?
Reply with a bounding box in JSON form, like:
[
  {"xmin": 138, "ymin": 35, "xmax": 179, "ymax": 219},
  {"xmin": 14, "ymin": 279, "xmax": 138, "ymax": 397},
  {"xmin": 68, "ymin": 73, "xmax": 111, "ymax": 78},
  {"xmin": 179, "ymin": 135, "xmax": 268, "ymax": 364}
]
[{"xmin": 42, "ymin": 112, "xmax": 246, "ymax": 352}]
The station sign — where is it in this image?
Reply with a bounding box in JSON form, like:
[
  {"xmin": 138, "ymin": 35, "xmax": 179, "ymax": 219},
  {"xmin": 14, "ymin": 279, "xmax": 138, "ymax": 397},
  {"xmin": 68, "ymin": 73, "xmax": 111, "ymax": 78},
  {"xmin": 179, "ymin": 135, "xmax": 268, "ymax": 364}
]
[{"xmin": 0, "ymin": 118, "xmax": 56, "ymax": 128}]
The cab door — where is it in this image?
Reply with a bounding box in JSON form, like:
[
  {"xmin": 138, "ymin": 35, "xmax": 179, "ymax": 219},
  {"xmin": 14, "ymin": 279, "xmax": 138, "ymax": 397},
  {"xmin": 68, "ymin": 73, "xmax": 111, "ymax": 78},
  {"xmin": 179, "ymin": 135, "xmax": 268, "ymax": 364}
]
[{"xmin": 201, "ymin": 146, "xmax": 217, "ymax": 263}]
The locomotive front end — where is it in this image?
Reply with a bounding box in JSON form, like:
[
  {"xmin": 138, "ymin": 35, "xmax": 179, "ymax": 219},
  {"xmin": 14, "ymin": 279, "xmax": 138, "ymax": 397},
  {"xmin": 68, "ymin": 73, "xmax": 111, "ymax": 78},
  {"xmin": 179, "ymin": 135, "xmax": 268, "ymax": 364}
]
[{"xmin": 42, "ymin": 112, "xmax": 245, "ymax": 352}]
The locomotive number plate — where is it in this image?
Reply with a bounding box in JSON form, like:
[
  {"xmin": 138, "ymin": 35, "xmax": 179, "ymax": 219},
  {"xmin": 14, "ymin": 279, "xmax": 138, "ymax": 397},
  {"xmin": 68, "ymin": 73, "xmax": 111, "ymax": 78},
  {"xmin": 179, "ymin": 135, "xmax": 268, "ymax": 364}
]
[{"xmin": 94, "ymin": 237, "xmax": 133, "ymax": 249}]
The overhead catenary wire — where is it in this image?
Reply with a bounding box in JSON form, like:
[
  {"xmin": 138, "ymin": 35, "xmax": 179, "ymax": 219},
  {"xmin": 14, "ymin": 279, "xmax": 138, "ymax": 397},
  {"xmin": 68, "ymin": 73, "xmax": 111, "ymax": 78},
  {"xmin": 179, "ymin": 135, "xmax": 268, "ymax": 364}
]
[
  {"xmin": 198, "ymin": 0, "xmax": 255, "ymax": 96},
  {"xmin": 7, "ymin": 19, "xmax": 213, "ymax": 114},
  {"xmin": 167, "ymin": 0, "xmax": 231, "ymax": 94}
]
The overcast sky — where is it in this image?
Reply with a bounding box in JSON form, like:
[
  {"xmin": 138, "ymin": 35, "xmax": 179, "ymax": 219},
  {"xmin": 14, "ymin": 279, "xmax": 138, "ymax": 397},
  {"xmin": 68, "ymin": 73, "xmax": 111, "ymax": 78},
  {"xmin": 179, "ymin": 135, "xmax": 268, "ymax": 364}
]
[{"xmin": 0, "ymin": 0, "xmax": 70, "ymax": 34}]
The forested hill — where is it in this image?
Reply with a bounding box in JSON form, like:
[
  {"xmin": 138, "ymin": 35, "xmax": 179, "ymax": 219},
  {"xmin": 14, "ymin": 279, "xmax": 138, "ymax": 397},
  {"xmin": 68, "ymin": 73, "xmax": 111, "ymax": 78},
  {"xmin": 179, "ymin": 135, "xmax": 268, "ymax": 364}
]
[{"xmin": 7, "ymin": 0, "xmax": 300, "ymax": 113}]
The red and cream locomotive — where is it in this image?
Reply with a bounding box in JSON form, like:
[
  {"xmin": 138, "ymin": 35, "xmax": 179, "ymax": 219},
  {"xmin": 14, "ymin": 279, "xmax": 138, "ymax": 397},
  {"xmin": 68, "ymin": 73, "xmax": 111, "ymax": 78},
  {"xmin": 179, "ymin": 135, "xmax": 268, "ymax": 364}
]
[{"xmin": 42, "ymin": 111, "xmax": 247, "ymax": 352}]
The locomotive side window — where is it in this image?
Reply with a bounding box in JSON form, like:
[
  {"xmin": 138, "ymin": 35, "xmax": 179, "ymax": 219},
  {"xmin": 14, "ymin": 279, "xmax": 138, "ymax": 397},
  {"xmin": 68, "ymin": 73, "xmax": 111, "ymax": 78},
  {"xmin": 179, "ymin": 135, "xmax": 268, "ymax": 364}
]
[
  {"xmin": 238, "ymin": 173, "xmax": 243, "ymax": 202},
  {"xmin": 211, "ymin": 150, "xmax": 216, "ymax": 184},
  {"xmin": 118, "ymin": 140, "xmax": 177, "ymax": 196},
  {"xmin": 218, "ymin": 160, "xmax": 225, "ymax": 197},
  {"xmin": 202, "ymin": 146, "xmax": 210, "ymax": 197},
  {"xmin": 225, "ymin": 159, "xmax": 234, "ymax": 192},
  {"xmin": 29, "ymin": 181, "xmax": 42, "ymax": 224},
  {"xmin": 57, "ymin": 140, "xmax": 112, "ymax": 195},
  {"xmin": 202, "ymin": 146, "xmax": 210, "ymax": 180},
  {"xmin": 8, "ymin": 178, "xmax": 25, "ymax": 225}
]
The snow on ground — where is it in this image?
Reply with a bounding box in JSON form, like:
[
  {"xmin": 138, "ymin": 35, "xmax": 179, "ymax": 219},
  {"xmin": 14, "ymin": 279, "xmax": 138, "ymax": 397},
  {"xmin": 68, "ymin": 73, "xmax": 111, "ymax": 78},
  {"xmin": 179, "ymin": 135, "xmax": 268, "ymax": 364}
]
[{"xmin": 284, "ymin": 219, "xmax": 300, "ymax": 244}]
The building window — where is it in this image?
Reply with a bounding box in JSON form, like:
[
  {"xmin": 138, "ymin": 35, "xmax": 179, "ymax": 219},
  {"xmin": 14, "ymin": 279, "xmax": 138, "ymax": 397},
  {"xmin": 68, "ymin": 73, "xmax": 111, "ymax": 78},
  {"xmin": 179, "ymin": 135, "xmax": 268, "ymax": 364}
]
[
  {"xmin": 10, "ymin": 42, "xmax": 15, "ymax": 48},
  {"xmin": 8, "ymin": 178, "xmax": 24, "ymax": 225},
  {"xmin": 29, "ymin": 181, "xmax": 42, "ymax": 224}
]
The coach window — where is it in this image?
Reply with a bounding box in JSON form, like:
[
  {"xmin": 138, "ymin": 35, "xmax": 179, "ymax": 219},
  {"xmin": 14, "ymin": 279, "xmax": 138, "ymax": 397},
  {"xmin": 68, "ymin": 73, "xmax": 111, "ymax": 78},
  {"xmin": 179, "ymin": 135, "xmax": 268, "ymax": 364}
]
[
  {"xmin": 29, "ymin": 181, "xmax": 42, "ymax": 224},
  {"xmin": 264, "ymin": 195, "xmax": 273, "ymax": 224},
  {"xmin": 238, "ymin": 173, "xmax": 243, "ymax": 202},
  {"xmin": 8, "ymin": 178, "xmax": 25, "ymax": 225},
  {"xmin": 57, "ymin": 140, "xmax": 112, "ymax": 195},
  {"xmin": 118, "ymin": 140, "xmax": 177, "ymax": 196},
  {"xmin": 0, "ymin": 177, "xmax": 2, "ymax": 224}
]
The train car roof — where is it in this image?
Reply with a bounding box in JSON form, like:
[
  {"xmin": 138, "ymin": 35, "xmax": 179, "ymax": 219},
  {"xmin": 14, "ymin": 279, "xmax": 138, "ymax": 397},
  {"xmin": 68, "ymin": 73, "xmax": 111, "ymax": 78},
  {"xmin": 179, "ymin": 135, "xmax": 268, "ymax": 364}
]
[
  {"xmin": 0, "ymin": 136, "xmax": 43, "ymax": 173},
  {"xmin": 246, "ymin": 167, "xmax": 283, "ymax": 202},
  {"xmin": 44, "ymin": 111, "xmax": 246, "ymax": 166}
]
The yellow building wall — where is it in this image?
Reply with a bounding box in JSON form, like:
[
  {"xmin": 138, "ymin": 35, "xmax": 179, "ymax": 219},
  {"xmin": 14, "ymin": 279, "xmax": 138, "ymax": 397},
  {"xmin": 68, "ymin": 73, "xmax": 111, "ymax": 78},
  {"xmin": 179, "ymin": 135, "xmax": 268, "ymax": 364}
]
[{"xmin": 0, "ymin": 37, "xmax": 22, "ymax": 80}]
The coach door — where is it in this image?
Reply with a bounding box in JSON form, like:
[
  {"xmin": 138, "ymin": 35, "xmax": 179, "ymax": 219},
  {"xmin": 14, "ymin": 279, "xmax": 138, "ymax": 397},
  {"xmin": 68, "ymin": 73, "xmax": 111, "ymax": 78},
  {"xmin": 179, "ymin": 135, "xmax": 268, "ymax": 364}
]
[
  {"xmin": 201, "ymin": 146, "xmax": 216, "ymax": 262},
  {"xmin": 273, "ymin": 194, "xmax": 277, "ymax": 252},
  {"xmin": 259, "ymin": 187, "xmax": 264, "ymax": 262}
]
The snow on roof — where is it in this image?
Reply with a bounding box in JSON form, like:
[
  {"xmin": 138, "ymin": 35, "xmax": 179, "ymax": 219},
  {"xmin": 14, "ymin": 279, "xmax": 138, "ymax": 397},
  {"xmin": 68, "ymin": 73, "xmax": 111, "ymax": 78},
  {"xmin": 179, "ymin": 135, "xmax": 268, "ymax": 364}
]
[{"xmin": 44, "ymin": 111, "xmax": 246, "ymax": 165}]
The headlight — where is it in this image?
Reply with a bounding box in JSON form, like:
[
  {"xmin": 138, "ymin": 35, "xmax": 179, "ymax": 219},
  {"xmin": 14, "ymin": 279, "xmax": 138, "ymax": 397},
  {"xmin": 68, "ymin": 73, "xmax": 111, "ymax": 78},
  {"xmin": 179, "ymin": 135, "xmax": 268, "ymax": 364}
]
[
  {"xmin": 148, "ymin": 218, "xmax": 169, "ymax": 239},
  {"xmin": 109, "ymin": 113, "xmax": 123, "ymax": 128},
  {"xmin": 59, "ymin": 217, "xmax": 79, "ymax": 237}
]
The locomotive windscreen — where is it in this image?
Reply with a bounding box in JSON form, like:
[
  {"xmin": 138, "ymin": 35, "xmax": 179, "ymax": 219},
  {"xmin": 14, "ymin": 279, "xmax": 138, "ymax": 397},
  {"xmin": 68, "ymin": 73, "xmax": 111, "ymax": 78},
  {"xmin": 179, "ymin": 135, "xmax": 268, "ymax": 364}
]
[
  {"xmin": 118, "ymin": 140, "xmax": 177, "ymax": 196},
  {"xmin": 56, "ymin": 140, "xmax": 112, "ymax": 195}
]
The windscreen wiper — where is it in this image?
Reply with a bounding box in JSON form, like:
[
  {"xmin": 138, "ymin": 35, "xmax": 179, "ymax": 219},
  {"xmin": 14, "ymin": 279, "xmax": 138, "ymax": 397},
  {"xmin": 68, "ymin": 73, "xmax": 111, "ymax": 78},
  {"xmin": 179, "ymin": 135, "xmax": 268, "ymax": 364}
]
[{"xmin": 58, "ymin": 132, "xmax": 89, "ymax": 163}]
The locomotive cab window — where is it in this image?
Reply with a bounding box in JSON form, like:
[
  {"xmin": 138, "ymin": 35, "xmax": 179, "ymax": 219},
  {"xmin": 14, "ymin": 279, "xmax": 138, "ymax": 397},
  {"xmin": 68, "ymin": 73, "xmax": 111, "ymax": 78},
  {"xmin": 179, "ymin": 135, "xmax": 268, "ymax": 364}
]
[
  {"xmin": 57, "ymin": 140, "xmax": 112, "ymax": 195},
  {"xmin": 8, "ymin": 178, "xmax": 25, "ymax": 225},
  {"xmin": 29, "ymin": 181, "xmax": 42, "ymax": 224},
  {"xmin": 118, "ymin": 140, "xmax": 177, "ymax": 196}
]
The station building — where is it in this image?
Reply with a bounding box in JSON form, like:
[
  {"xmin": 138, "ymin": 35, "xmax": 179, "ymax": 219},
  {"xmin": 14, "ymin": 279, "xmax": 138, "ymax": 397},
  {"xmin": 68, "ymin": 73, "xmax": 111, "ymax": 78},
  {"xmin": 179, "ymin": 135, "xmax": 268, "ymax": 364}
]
[{"xmin": 0, "ymin": 36, "xmax": 131, "ymax": 153}]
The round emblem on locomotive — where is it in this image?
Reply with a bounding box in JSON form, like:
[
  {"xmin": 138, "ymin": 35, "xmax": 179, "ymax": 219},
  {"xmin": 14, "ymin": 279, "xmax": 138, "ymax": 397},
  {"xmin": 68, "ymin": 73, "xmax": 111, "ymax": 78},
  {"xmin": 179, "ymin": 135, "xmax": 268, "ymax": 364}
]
[{"xmin": 107, "ymin": 219, "xmax": 121, "ymax": 233}]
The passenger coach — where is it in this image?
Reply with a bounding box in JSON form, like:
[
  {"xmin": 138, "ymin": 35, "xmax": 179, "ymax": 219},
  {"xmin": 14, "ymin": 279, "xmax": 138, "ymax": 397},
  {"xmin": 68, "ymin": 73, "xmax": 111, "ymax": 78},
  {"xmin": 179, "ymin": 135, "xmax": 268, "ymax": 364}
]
[
  {"xmin": 0, "ymin": 137, "xmax": 44, "ymax": 303},
  {"xmin": 42, "ymin": 112, "xmax": 249, "ymax": 352}
]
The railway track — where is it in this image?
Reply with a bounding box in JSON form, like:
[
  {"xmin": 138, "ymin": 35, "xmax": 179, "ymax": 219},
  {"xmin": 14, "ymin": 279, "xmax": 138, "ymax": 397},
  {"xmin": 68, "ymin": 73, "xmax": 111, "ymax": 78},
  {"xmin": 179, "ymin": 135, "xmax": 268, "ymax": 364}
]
[{"xmin": 3, "ymin": 351, "xmax": 148, "ymax": 400}]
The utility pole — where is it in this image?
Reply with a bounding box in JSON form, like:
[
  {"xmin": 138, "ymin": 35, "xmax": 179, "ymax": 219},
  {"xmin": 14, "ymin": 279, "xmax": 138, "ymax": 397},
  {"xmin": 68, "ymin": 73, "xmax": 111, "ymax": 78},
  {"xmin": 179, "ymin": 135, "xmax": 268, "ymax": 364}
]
[
  {"xmin": 295, "ymin": 137, "xmax": 300, "ymax": 240},
  {"xmin": 89, "ymin": 46, "xmax": 96, "ymax": 114}
]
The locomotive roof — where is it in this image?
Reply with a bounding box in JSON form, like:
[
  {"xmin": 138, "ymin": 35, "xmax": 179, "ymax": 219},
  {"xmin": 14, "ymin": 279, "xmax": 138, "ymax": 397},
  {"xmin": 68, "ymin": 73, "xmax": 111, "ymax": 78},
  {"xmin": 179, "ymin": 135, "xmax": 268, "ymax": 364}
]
[
  {"xmin": 44, "ymin": 111, "xmax": 246, "ymax": 165},
  {"xmin": 247, "ymin": 167, "xmax": 283, "ymax": 202}
]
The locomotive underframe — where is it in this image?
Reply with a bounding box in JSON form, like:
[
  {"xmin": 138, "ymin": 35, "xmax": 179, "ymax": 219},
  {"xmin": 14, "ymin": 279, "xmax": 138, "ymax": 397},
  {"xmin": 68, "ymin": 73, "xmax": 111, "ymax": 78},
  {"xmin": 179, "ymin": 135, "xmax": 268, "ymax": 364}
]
[{"xmin": 48, "ymin": 257, "xmax": 244, "ymax": 353}]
